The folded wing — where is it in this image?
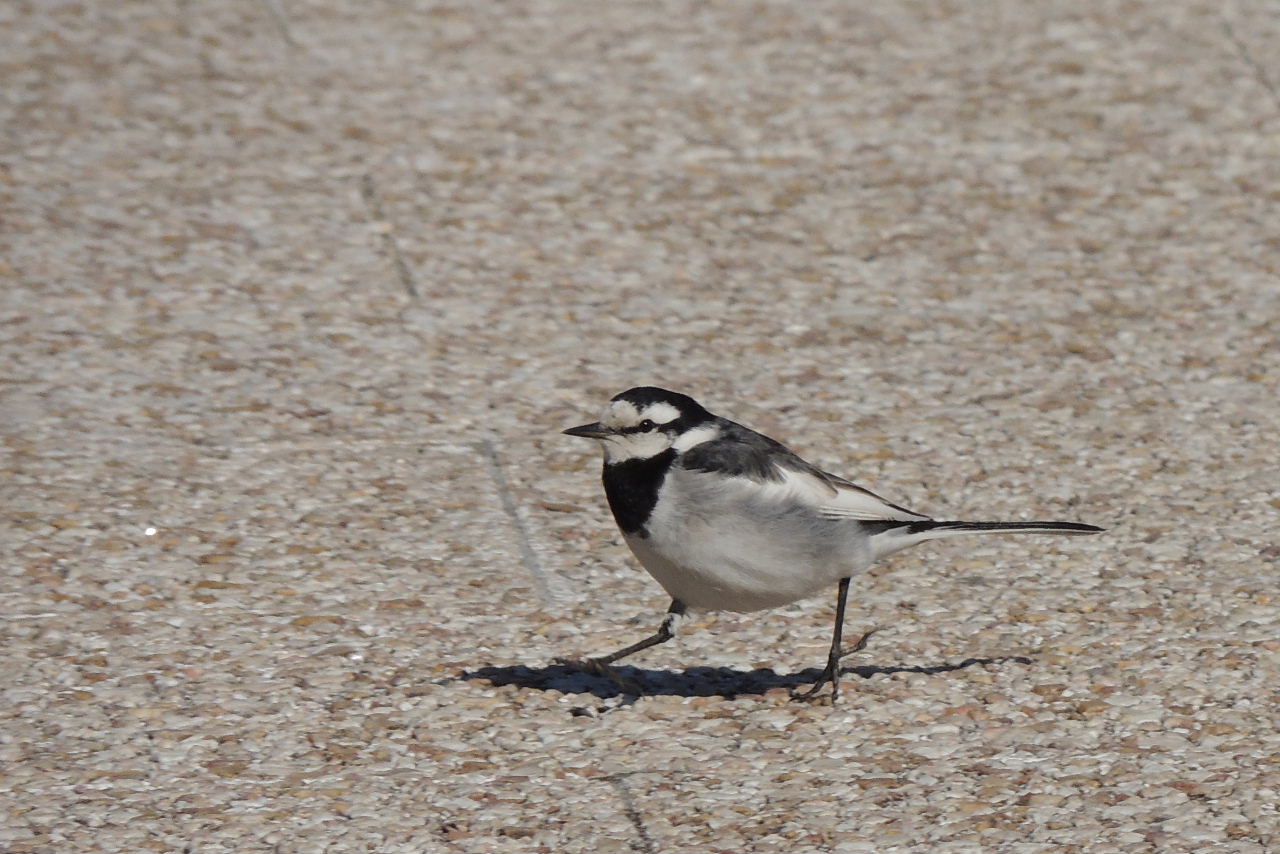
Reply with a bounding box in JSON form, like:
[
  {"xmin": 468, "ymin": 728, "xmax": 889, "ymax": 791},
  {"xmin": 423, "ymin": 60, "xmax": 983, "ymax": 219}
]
[{"xmin": 774, "ymin": 461, "xmax": 932, "ymax": 523}]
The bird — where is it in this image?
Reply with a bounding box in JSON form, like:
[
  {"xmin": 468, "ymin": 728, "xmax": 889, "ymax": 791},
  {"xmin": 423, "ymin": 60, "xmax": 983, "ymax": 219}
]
[{"xmin": 561, "ymin": 386, "xmax": 1104, "ymax": 701}]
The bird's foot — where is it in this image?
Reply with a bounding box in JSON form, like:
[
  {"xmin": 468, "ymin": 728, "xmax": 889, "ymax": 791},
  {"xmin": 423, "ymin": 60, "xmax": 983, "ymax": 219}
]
[
  {"xmin": 791, "ymin": 629, "xmax": 876, "ymax": 704},
  {"xmin": 790, "ymin": 663, "xmax": 840, "ymax": 704},
  {"xmin": 839, "ymin": 627, "xmax": 879, "ymax": 659}
]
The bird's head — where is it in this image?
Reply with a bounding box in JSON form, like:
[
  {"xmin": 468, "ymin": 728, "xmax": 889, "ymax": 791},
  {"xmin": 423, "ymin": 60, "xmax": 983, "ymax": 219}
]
[{"xmin": 564, "ymin": 387, "xmax": 718, "ymax": 463}]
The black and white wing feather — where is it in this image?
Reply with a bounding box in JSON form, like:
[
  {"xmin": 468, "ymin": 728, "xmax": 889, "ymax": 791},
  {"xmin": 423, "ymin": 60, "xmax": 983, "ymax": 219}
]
[
  {"xmin": 680, "ymin": 418, "xmax": 931, "ymax": 523},
  {"xmin": 679, "ymin": 418, "xmax": 1101, "ymax": 555}
]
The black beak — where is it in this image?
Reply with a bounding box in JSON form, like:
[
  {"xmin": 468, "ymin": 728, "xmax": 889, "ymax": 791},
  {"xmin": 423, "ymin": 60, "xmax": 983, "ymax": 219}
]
[{"xmin": 563, "ymin": 422, "xmax": 610, "ymax": 439}]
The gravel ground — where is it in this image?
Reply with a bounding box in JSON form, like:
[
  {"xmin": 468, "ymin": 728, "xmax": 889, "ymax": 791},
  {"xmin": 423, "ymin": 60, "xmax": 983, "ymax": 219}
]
[{"xmin": 3, "ymin": 0, "xmax": 1279, "ymax": 851}]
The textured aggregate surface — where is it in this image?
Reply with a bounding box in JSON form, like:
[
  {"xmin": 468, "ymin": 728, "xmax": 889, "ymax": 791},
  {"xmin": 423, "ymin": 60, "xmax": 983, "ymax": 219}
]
[{"xmin": 3, "ymin": 0, "xmax": 1280, "ymax": 851}]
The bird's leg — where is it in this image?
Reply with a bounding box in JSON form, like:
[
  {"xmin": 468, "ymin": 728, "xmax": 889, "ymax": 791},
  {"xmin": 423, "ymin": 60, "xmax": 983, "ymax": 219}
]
[
  {"xmin": 792, "ymin": 577, "xmax": 854, "ymax": 703},
  {"xmin": 563, "ymin": 600, "xmax": 687, "ymax": 679}
]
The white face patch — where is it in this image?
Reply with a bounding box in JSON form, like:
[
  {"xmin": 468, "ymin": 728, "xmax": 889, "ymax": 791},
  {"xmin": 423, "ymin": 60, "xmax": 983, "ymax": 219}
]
[
  {"xmin": 638, "ymin": 401, "xmax": 681, "ymax": 425},
  {"xmin": 602, "ymin": 430, "xmax": 673, "ymax": 463},
  {"xmin": 596, "ymin": 397, "xmax": 692, "ymax": 462},
  {"xmin": 599, "ymin": 399, "xmax": 682, "ymax": 431},
  {"xmin": 599, "ymin": 400, "xmax": 640, "ymax": 432},
  {"xmin": 671, "ymin": 424, "xmax": 720, "ymax": 452}
]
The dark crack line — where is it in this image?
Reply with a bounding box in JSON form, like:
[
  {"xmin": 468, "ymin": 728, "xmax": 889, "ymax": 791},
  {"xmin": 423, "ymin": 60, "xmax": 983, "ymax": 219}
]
[
  {"xmin": 608, "ymin": 774, "xmax": 657, "ymax": 854},
  {"xmin": 478, "ymin": 440, "xmax": 554, "ymax": 603},
  {"xmin": 259, "ymin": 0, "xmax": 299, "ymax": 47},
  {"xmin": 1222, "ymin": 16, "xmax": 1280, "ymax": 111},
  {"xmin": 360, "ymin": 173, "xmax": 420, "ymax": 300}
]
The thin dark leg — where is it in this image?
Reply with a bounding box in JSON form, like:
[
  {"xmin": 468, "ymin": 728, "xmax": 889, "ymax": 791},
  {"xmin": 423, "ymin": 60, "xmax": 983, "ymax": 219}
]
[
  {"xmin": 592, "ymin": 599, "xmax": 686, "ymax": 665},
  {"xmin": 561, "ymin": 600, "xmax": 686, "ymax": 678},
  {"xmin": 792, "ymin": 577, "xmax": 871, "ymax": 703}
]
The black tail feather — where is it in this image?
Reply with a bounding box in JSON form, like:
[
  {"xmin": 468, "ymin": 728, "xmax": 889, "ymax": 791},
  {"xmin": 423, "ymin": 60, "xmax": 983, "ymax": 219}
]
[{"xmin": 908, "ymin": 520, "xmax": 1104, "ymax": 535}]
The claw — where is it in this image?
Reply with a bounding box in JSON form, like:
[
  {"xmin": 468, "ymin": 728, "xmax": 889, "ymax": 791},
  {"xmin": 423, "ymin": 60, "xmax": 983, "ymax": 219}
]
[
  {"xmin": 790, "ymin": 682, "xmax": 835, "ymax": 704},
  {"xmin": 839, "ymin": 627, "xmax": 879, "ymax": 659},
  {"xmin": 790, "ymin": 662, "xmax": 840, "ymax": 703},
  {"xmin": 791, "ymin": 627, "xmax": 876, "ymax": 703}
]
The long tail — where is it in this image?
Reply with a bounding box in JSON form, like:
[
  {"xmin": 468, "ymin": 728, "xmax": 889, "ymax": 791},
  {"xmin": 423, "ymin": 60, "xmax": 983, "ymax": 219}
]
[
  {"xmin": 866, "ymin": 519, "xmax": 1104, "ymax": 559},
  {"xmin": 912, "ymin": 521, "xmax": 1103, "ymax": 537}
]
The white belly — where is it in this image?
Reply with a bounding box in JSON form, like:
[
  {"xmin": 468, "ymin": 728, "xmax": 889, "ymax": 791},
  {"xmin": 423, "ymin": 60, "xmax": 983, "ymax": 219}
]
[{"xmin": 624, "ymin": 468, "xmax": 872, "ymax": 612}]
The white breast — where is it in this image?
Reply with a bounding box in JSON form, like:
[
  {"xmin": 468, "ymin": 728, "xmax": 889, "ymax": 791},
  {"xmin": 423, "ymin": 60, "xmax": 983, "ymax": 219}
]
[{"xmin": 624, "ymin": 467, "xmax": 872, "ymax": 612}]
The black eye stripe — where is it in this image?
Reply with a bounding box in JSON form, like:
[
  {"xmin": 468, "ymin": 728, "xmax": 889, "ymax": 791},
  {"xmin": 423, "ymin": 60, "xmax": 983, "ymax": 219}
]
[{"xmin": 618, "ymin": 419, "xmax": 662, "ymax": 434}]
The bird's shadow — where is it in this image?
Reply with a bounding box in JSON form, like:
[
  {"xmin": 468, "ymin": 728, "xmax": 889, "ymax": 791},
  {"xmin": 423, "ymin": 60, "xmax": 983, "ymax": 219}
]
[{"xmin": 464, "ymin": 655, "xmax": 1033, "ymax": 702}]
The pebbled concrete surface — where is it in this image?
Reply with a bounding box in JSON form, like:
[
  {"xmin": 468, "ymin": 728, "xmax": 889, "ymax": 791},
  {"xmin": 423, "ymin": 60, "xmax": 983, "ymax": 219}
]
[{"xmin": 3, "ymin": 0, "xmax": 1279, "ymax": 851}]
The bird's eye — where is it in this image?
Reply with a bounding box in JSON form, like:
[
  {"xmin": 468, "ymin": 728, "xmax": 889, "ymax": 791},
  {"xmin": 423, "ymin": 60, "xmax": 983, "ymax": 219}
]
[{"xmin": 639, "ymin": 419, "xmax": 656, "ymax": 432}]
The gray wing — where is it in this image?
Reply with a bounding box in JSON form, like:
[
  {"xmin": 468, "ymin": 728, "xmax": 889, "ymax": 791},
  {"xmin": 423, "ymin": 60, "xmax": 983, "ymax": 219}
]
[{"xmin": 680, "ymin": 419, "xmax": 931, "ymax": 523}]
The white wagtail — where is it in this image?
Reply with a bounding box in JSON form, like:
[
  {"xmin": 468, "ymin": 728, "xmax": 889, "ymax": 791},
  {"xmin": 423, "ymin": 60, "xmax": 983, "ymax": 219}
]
[{"xmin": 563, "ymin": 386, "xmax": 1103, "ymax": 701}]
